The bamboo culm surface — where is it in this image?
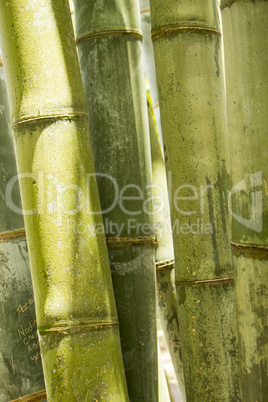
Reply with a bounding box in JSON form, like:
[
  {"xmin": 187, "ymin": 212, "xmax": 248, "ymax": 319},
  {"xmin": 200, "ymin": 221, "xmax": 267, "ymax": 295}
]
[
  {"xmin": 149, "ymin": 0, "xmax": 241, "ymax": 399},
  {"xmin": 147, "ymin": 96, "xmax": 185, "ymax": 400},
  {"xmin": 73, "ymin": 0, "xmax": 158, "ymax": 401},
  {"xmin": 139, "ymin": 1, "xmax": 185, "ymax": 392},
  {"xmin": 0, "ymin": 59, "xmax": 45, "ymax": 401},
  {"xmin": 139, "ymin": 0, "xmax": 162, "ymax": 139},
  {"xmin": 221, "ymin": 0, "xmax": 268, "ymax": 399},
  {"xmin": 0, "ymin": 0, "xmax": 128, "ymax": 400}
]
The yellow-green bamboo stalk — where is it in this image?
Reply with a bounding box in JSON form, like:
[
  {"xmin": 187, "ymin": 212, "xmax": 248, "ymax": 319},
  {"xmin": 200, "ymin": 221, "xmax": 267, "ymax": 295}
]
[
  {"xmin": 0, "ymin": 1, "xmax": 128, "ymax": 399},
  {"xmin": 221, "ymin": 0, "xmax": 268, "ymax": 399},
  {"xmin": 149, "ymin": 0, "xmax": 241, "ymax": 399},
  {"xmin": 0, "ymin": 56, "xmax": 45, "ymax": 401},
  {"xmin": 147, "ymin": 96, "xmax": 185, "ymax": 400},
  {"xmin": 73, "ymin": 1, "xmax": 158, "ymax": 400}
]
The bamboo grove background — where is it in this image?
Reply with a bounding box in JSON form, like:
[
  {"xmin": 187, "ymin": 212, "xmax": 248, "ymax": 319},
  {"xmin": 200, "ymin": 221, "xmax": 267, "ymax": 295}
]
[{"xmin": 0, "ymin": 0, "xmax": 267, "ymax": 401}]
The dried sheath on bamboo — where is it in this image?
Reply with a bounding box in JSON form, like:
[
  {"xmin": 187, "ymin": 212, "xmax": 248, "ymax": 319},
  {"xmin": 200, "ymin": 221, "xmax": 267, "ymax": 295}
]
[
  {"xmin": 221, "ymin": 0, "xmax": 268, "ymax": 399},
  {"xmin": 149, "ymin": 0, "xmax": 241, "ymax": 399},
  {"xmin": 73, "ymin": 1, "xmax": 158, "ymax": 400},
  {"xmin": 0, "ymin": 55, "xmax": 45, "ymax": 402},
  {"xmin": 0, "ymin": 0, "xmax": 128, "ymax": 399}
]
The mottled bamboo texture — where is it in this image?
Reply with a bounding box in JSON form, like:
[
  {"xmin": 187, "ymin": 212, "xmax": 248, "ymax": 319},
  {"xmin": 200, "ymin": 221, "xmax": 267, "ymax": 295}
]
[
  {"xmin": 221, "ymin": 0, "xmax": 268, "ymax": 399},
  {"xmin": 73, "ymin": 1, "xmax": 157, "ymax": 401},
  {"xmin": 0, "ymin": 1, "xmax": 128, "ymax": 400},
  {"xmin": 150, "ymin": 0, "xmax": 241, "ymax": 399},
  {"xmin": 148, "ymin": 104, "xmax": 185, "ymax": 399},
  {"xmin": 0, "ymin": 62, "xmax": 45, "ymax": 401}
]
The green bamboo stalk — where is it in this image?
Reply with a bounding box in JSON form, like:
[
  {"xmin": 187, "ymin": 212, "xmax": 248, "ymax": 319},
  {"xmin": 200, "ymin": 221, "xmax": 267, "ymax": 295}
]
[
  {"xmin": 0, "ymin": 57, "xmax": 45, "ymax": 401},
  {"xmin": 0, "ymin": 1, "xmax": 128, "ymax": 399},
  {"xmin": 221, "ymin": 0, "xmax": 268, "ymax": 399},
  {"xmin": 139, "ymin": 0, "xmax": 162, "ymax": 138},
  {"xmin": 147, "ymin": 97, "xmax": 185, "ymax": 400},
  {"xmin": 149, "ymin": 0, "xmax": 241, "ymax": 399},
  {"xmin": 73, "ymin": 1, "xmax": 158, "ymax": 400},
  {"xmin": 140, "ymin": 0, "xmax": 185, "ymax": 389}
]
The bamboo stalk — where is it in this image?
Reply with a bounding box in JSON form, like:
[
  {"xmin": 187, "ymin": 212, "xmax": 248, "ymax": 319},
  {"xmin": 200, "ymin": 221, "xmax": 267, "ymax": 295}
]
[
  {"xmin": 140, "ymin": 0, "xmax": 185, "ymax": 388},
  {"xmin": 157, "ymin": 343, "xmax": 171, "ymax": 401},
  {"xmin": 149, "ymin": 0, "xmax": 241, "ymax": 399},
  {"xmin": 0, "ymin": 59, "xmax": 45, "ymax": 401},
  {"xmin": 147, "ymin": 98, "xmax": 185, "ymax": 400},
  {"xmin": 139, "ymin": 0, "xmax": 162, "ymax": 138},
  {"xmin": 0, "ymin": 1, "xmax": 128, "ymax": 399},
  {"xmin": 73, "ymin": 1, "xmax": 158, "ymax": 400},
  {"xmin": 221, "ymin": 0, "xmax": 268, "ymax": 399}
]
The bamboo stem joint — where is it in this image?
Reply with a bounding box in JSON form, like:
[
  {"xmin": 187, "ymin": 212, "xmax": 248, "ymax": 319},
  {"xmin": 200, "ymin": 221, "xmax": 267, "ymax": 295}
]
[
  {"xmin": 151, "ymin": 24, "xmax": 221, "ymax": 41},
  {"xmin": 0, "ymin": 229, "xmax": 26, "ymax": 242},
  {"xmin": 231, "ymin": 242, "xmax": 268, "ymax": 259},
  {"xmin": 10, "ymin": 389, "xmax": 47, "ymax": 402},
  {"xmin": 220, "ymin": 0, "xmax": 238, "ymax": 11},
  {"xmin": 176, "ymin": 275, "xmax": 234, "ymax": 287},
  {"xmin": 38, "ymin": 321, "xmax": 119, "ymax": 335},
  {"xmin": 156, "ymin": 259, "xmax": 175, "ymax": 272},
  {"xmin": 76, "ymin": 29, "xmax": 143, "ymax": 44},
  {"xmin": 12, "ymin": 111, "xmax": 88, "ymax": 127},
  {"xmin": 107, "ymin": 236, "xmax": 157, "ymax": 247}
]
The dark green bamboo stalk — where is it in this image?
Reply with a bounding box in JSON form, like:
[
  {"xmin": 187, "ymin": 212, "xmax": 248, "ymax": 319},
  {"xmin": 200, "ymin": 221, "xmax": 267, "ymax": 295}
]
[
  {"xmin": 147, "ymin": 97, "xmax": 185, "ymax": 400},
  {"xmin": 73, "ymin": 1, "xmax": 158, "ymax": 400},
  {"xmin": 0, "ymin": 56, "xmax": 45, "ymax": 402},
  {"xmin": 221, "ymin": 0, "xmax": 268, "ymax": 399},
  {"xmin": 149, "ymin": 0, "xmax": 241, "ymax": 399},
  {"xmin": 0, "ymin": 1, "xmax": 128, "ymax": 399}
]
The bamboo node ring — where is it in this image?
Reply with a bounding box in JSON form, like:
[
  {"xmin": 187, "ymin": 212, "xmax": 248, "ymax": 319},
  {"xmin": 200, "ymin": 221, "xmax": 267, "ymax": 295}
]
[
  {"xmin": 12, "ymin": 111, "xmax": 88, "ymax": 127},
  {"xmin": 156, "ymin": 259, "xmax": 175, "ymax": 272},
  {"xmin": 151, "ymin": 24, "xmax": 221, "ymax": 41},
  {"xmin": 175, "ymin": 275, "xmax": 234, "ymax": 287},
  {"xmin": 10, "ymin": 389, "xmax": 47, "ymax": 402},
  {"xmin": 107, "ymin": 236, "xmax": 157, "ymax": 247},
  {"xmin": 39, "ymin": 321, "xmax": 119, "ymax": 335},
  {"xmin": 220, "ymin": 0, "xmax": 238, "ymax": 11},
  {"xmin": 0, "ymin": 228, "xmax": 26, "ymax": 242},
  {"xmin": 76, "ymin": 29, "xmax": 143, "ymax": 44},
  {"xmin": 140, "ymin": 8, "xmax": 150, "ymax": 14},
  {"xmin": 231, "ymin": 241, "xmax": 268, "ymax": 259}
]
